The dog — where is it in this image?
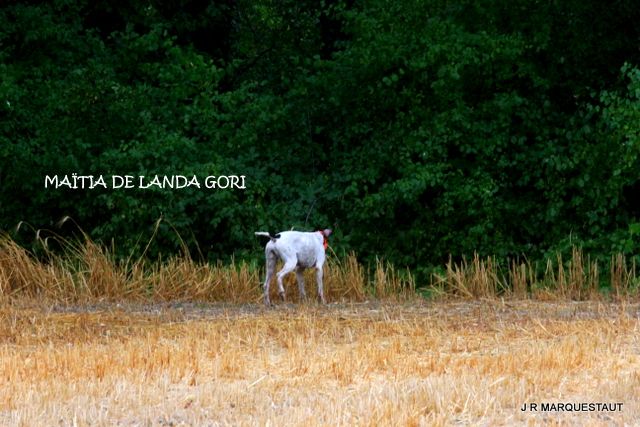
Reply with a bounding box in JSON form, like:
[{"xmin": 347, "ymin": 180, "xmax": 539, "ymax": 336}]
[{"xmin": 255, "ymin": 229, "xmax": 332, "ymax": 305}]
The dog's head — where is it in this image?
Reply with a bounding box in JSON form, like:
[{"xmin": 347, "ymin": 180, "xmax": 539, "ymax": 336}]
[{"xmin": 317, "ymin": 229, "xmax": 332, "ymax": 250}]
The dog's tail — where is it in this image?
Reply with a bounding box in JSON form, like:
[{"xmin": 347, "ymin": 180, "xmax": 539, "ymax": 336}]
[{"xmin": 255, "ymin": 231, "xmax": 279, "ymax": 242}]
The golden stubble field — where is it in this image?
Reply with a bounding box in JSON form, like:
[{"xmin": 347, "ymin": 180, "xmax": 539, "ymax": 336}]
[{"xmin": 0, "ymin": 299, "xmax": 638, "ymax": 426}]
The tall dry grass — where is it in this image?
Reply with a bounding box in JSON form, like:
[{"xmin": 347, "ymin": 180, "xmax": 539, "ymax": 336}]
[
  {"xmin": 1, "ymin": 233, "xmax": 638, "ymax": 303},
  {"xmin": 431, "ymin": 249, "xmax": 639, "ymax": 301},
  {"xmin": 0, "ymin": 235, "xmax": 414, "ymax": 304}
]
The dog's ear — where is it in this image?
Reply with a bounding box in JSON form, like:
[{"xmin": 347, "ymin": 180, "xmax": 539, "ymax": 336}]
[{"xmin": 323, "ymin": 229, "xmax": 333, "ymax": 237}]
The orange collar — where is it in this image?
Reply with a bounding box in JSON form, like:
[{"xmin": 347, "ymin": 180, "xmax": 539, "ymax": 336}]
[{"xmin": 318, "ymin": 231, "xmax": 328, "ymax": 249}]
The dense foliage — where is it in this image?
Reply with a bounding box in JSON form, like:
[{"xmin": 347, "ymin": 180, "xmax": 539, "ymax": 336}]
[{"xmin": 1, "ymin": 0, "xmax": 640, "ymax": 278}]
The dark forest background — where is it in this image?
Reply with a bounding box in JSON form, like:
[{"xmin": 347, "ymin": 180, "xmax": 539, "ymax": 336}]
[{"xmin": 1, "ymin": 0, "xmax": 640, "ymax": 280}]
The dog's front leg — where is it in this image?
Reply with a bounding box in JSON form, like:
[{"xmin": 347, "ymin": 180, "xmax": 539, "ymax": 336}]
[{"xmin": 315, "ymin": 266, "xmax": 326, "ymax": 304}]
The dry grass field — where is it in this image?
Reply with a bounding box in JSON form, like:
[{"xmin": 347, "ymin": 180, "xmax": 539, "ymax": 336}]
[{"xmin": 1, "ymin": 299, "xmax": 638, "ymax": 426}]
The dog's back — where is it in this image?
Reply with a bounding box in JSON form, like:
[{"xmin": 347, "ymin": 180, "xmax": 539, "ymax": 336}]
[{"xmin": 256, "ymin": 231, "xmax": 323, "ymax": 260}]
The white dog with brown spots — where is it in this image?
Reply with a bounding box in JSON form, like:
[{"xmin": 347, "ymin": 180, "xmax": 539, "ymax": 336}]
[{"xmin": 255, "ymin": 229, "xmax": 332, "ymax": 306}]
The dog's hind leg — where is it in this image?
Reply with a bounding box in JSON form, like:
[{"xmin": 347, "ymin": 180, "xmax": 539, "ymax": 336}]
[
  {"xmin": 263, "ymin": 248, "xmax": 277, "ymax": 306},
  {"xmin": 276, "ymin": 260, "xmax": 297, "ymax": 302},
  {"xmin": 295, "ymin": 267, "xmax": 307, "ymax": 301}
]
